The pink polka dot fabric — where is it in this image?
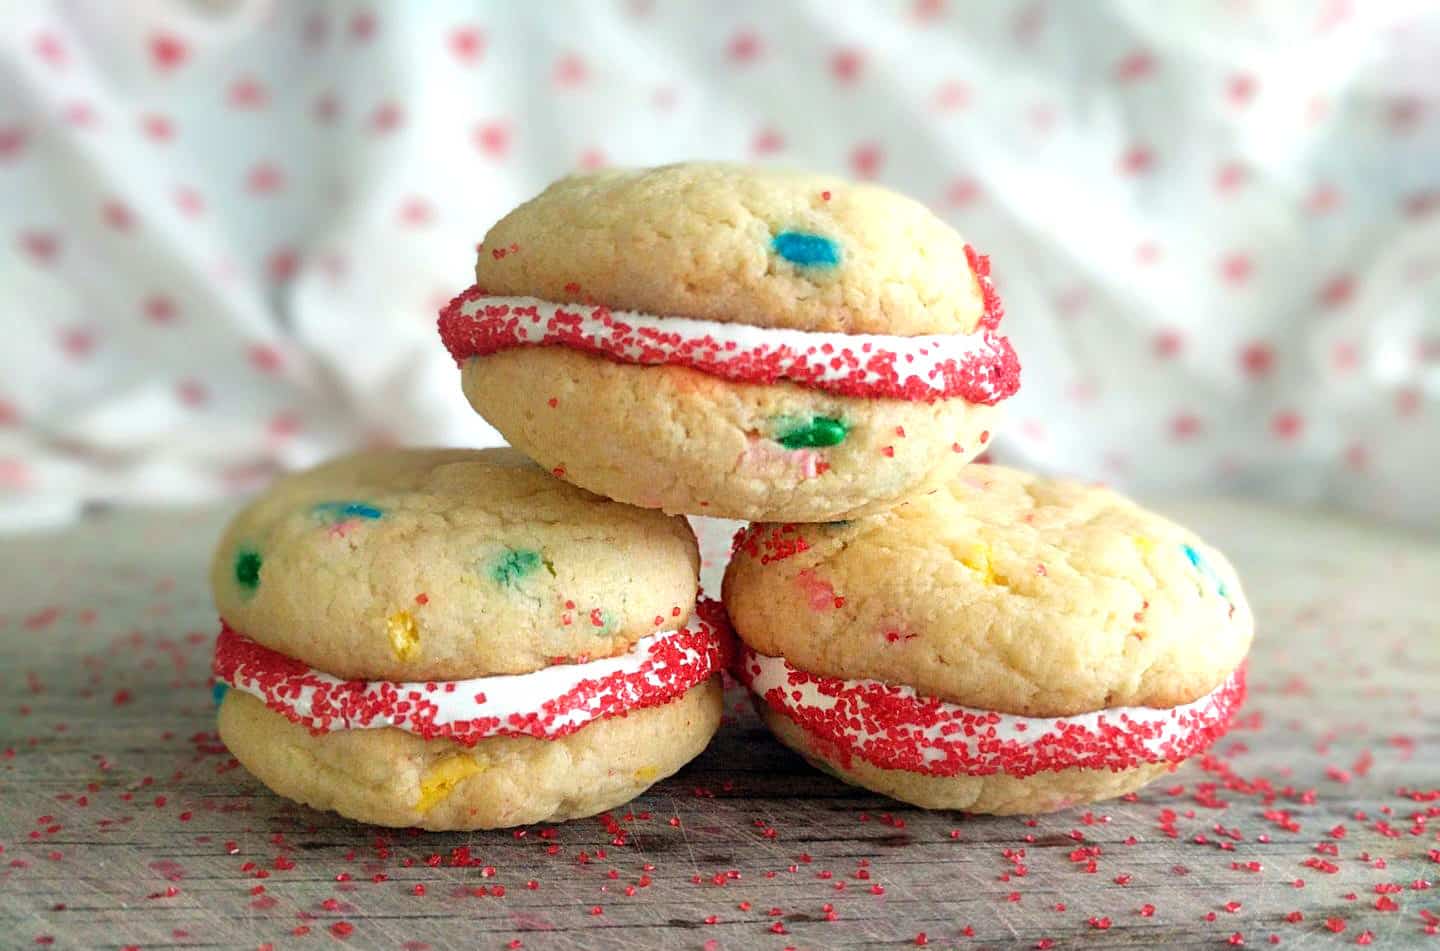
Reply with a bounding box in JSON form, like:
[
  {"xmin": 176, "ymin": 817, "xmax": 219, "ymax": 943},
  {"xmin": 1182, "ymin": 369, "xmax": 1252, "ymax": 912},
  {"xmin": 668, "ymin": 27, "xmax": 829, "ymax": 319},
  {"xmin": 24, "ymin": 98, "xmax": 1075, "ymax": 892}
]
[{"xmin": 1, "ymin": 1, "xmax": 1436, "ymax": 529}]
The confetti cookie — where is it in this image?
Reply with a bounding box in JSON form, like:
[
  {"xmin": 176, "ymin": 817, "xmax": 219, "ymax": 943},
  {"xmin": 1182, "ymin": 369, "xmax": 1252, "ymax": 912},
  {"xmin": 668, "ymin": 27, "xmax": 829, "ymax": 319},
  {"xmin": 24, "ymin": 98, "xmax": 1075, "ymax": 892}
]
[
  {"xmin": 724, "ymin": 465, "xmax": 1253, "ymax": 814},
  {"xmin": 439, "ymin": 162, "xmax": 1020, "ymax": 521},
  {"xmin": 210, "ymin": 448, "xmax": 729, "ymax": 829}
]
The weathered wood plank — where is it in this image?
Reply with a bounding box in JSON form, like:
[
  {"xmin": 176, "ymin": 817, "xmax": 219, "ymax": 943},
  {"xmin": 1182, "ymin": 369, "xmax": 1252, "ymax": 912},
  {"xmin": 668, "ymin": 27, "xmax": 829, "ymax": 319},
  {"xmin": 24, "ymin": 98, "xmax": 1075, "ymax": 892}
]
[{"xmin": 1, "ymin": 501, "xmax": 1437, "ymax": 949}]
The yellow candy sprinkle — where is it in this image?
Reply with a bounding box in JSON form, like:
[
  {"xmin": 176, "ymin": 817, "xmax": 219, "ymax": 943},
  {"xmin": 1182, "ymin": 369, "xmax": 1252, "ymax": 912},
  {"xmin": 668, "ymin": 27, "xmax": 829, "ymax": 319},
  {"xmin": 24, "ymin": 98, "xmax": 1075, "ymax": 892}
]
[
  {"xmin": 415, "ymin": 754, "xmax": 484, "ymax": 812},
  {"xmin": 960, "ymin": 543, "xmax": 998, "ymax": 585},
  {"xmin": 387, "ymin": 610, "xmax": 420, "ymax": 660},
  {"xmin": 1132, "ymin": 535, "xmax": 1155, "ymax": 557},
  {"xmin": 633, "ymin": 765, "xmax": 659, "ymax": 782}
]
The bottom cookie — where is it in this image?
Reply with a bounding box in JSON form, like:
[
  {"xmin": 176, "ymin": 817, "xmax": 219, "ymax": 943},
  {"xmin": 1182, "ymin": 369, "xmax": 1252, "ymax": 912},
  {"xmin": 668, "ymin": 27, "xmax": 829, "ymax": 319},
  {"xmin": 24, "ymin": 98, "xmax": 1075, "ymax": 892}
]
[
  {"xmin": 461, "ymin": 347, "xmax": 1000, "ymax": 522},
  {"xmin": 761, "ymin": 707, "xmax": 1175, "ymax": 815},
  {"xmin": 220, "ymin": 679, "xmax": 723, "ymax": 830}
]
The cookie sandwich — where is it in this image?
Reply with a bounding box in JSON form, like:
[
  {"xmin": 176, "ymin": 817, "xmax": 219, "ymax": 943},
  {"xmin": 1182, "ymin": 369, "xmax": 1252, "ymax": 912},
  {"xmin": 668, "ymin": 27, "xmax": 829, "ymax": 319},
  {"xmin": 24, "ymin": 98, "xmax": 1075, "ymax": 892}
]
[
  {"xmin": 724, "ymin": 466, "xmax": 1252, "ymax": 814},
  {"xmin": 439, "ymin": 162, "xmax": 1020, "ymax": 522},
  {"xmin": 211, "ymin": 448, "xmax": 729, "ymax": 829}
]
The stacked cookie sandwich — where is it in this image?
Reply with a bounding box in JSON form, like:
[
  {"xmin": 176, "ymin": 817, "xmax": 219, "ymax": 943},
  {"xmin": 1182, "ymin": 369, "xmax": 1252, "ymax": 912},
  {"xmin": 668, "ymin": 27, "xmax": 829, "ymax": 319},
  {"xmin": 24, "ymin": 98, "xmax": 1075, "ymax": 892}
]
[
  {"xmin": 438, "ymin": 162, "xmax": 1018, "ymax": 521},
  {"xmin": 724, "ymin": 467, "xmax": 1251, "ymax": 814},
  {"xmin": 210, "ymin": 449, "xmax": 728, "ymax": 830},
  {"xmin": 213, "ymin": 162, "xmax": 1250, "ymax": 826}
]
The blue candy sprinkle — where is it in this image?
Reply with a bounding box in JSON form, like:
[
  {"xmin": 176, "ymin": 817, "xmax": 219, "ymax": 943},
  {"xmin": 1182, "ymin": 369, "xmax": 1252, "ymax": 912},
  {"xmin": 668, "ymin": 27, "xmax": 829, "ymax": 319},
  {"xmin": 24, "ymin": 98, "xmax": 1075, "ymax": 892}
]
[
  {"xmin": 312, "ymin": 501, "xmax": 384, "ymax": 521},
  {"xmin": 212, "ymin": 682, "xmax": 229, "ymax": 707},
  {"xmin": 772, "ymin": 231, "xmax": 841, "ymax": 267},
  {"xmin": 1182, "ymin": 543, "xmax": 1229, "ymax": 598}
]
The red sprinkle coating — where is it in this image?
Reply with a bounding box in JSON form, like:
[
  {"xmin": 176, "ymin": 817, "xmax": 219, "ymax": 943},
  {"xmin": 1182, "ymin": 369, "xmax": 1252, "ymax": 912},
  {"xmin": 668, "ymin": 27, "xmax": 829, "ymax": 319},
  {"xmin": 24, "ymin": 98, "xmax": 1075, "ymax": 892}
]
[
  {"xmin": 731, "ymin": 523, "xmax": 812, "ymax": 564},
  {"xmin": 213, "ymin": 602, "xmax": 735, "ymax": 746},
  {"xmin": 437, "ymin": 275, "xmax": 1020, "ymax": 406},
  {"xmin": 965, "ymin": 244, "xmax": 1005, "ymax": 330},
  {"xmin": 736, "ymin": 645, "xmax": 1247, "ymax": 778}
]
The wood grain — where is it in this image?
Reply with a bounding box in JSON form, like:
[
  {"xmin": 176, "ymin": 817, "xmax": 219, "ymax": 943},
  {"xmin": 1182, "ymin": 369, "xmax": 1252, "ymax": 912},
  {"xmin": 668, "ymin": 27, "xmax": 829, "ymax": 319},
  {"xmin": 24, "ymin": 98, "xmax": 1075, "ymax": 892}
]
[{"xmin": 1, "ymin": 501, "xmax": 1437, "ymax": 949}]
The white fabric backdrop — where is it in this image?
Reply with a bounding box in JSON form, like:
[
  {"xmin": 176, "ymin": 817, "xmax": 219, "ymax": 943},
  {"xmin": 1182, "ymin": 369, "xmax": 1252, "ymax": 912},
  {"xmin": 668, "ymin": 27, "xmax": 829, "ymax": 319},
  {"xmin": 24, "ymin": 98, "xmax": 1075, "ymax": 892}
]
[{"xmin": 2, "ymin": 0, "xmax": 1437, "ymax": 532}]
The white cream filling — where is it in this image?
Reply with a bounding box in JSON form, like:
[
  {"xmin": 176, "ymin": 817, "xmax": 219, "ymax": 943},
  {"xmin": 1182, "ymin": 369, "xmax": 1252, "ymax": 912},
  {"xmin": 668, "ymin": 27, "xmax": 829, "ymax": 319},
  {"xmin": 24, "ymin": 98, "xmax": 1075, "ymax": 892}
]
[
  {"xmin": 456, "ymin": 294, "xmax": 1010, "ymax": 398},
  {"xmin": 744, "ymin": 647, "xmax": 1236, "ymax": 758},
  {"xmin": 228, "ymin": 627, "xmax": 704, "ymax": 734}
]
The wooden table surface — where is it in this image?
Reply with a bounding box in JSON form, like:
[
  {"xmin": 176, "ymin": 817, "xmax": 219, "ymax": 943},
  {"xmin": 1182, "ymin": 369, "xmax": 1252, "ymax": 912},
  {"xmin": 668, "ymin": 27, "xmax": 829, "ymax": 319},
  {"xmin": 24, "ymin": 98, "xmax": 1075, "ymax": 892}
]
[{"xmin": 1, "ymin": 500, "xmax": 1438, "ymax": 950}]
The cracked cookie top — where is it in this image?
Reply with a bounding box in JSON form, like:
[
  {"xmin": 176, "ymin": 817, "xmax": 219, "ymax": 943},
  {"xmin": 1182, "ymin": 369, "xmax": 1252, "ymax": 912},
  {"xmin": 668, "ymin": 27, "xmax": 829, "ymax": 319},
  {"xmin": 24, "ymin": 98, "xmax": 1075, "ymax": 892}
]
[
  {"xmin": 472, "ymin": 162, "xmax": 995, "ymax": 336},
  {"xmin": 723, "ymin": 465, "xmax": 1252, "ymax": 717},
  {"xmin": 211, "ymin": 448, "xmax": 698, "ymax": 680}
]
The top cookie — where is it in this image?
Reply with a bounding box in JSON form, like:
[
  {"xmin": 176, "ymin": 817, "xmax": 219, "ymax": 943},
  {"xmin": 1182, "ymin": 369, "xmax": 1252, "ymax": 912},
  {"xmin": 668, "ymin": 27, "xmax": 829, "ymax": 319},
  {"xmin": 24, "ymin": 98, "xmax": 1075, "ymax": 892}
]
[
  {"xmin": 474, "ymin": 162, "xmax": 989, "ymax": 336},
  {"xmin": 212, "ymin": 448, "xmax": 699, "ymax": 681},
  {"xmin": 723, "ymin": 465, "xmax": 1253, "ymax": 717}
]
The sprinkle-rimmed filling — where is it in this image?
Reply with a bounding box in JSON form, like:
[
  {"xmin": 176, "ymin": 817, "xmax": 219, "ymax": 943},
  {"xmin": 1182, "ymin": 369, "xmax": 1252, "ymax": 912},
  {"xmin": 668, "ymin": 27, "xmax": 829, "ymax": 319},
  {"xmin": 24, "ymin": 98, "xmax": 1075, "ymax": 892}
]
[
  {"xmin": 438, "ymin": 281, "xmax": 1020, "ymax": 405},
  {"xmin": 737, "ymin": 645, "xmax": 1245, "ymax": 778},
  {"xmin": 214, "ymin": 603, "xmax": 732, "ymax": 747}
]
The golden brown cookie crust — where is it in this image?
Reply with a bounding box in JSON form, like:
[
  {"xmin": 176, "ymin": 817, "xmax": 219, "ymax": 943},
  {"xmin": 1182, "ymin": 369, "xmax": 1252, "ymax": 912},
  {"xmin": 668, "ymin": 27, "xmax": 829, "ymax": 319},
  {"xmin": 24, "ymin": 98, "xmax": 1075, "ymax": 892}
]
[
  {"xmin": 473, "ymin": 162, "xmax": 987, "ymax": 336},
  {"xmin": 219, "ymin": 680, "xmax": 722, "ymax": 830},
  {"xmin": 461, "ymin": 348, "xmax": 998, "ymax": 521},
  {"xmin": 724, "ymin": 465, "xmax": 1253, "ymax": 717},
  {"xmin": 212, "ymin": 448, "xmax": 699, "ymax": 680}
]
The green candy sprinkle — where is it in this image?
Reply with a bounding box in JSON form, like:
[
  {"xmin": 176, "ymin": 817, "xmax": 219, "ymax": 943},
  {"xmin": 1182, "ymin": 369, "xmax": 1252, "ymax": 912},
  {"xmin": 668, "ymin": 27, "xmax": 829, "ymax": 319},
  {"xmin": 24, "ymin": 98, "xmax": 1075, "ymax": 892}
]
[
  {"xmin": 775, "ymin": 416, "xmax": 849, "ymax": 449},
  {"xmin": 489, "ymin": 548, "xmax": 551, "ymax": 587},
  {"xmin": 234, "ymin": 549, "xmax": 262, "ymax": 592},
  {"xmin": 586, "ymin": 607, "xmax": 617, "ymax": 635}
]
